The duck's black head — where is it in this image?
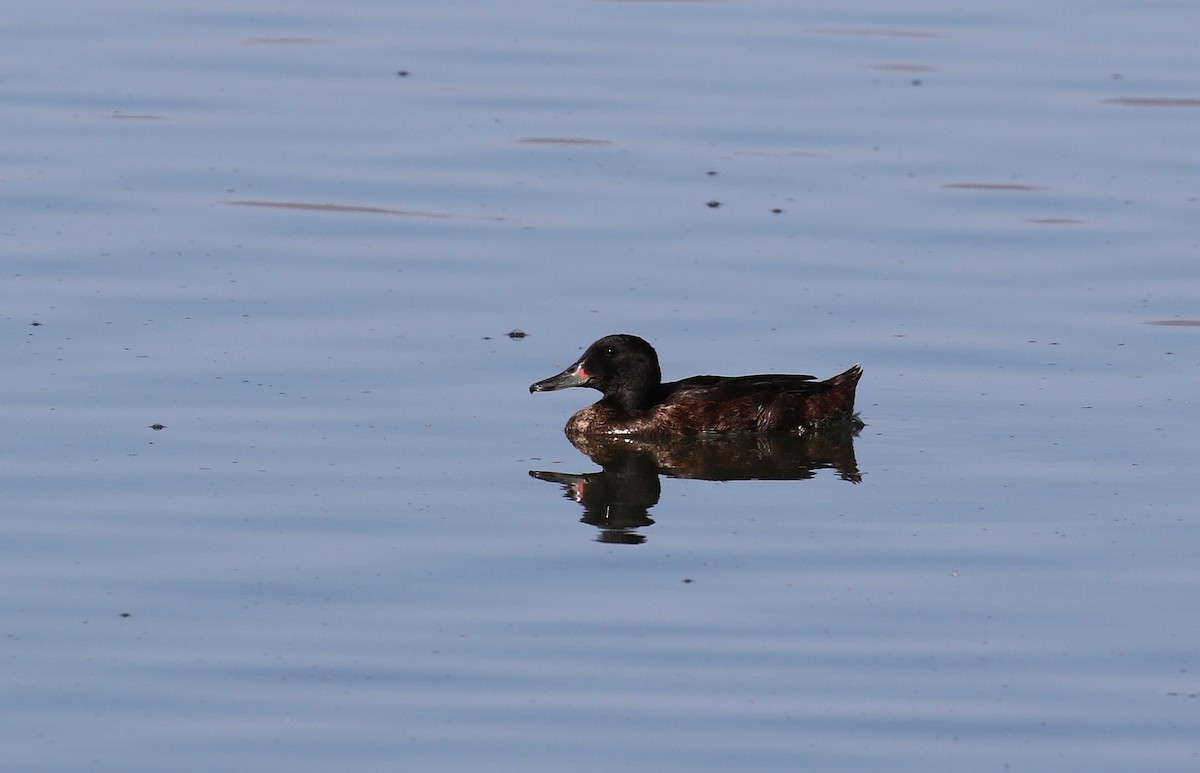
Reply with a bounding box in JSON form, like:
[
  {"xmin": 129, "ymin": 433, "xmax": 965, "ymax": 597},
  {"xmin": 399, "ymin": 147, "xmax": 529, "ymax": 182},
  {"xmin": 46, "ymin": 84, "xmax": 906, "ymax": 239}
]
[{"xmin": 529, "ymin": 334, "xmax": 663, "ymax": 412}]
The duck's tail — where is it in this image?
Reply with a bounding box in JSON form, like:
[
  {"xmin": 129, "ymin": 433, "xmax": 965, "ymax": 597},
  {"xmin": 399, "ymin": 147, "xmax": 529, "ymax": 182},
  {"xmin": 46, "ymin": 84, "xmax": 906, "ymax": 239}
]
[
  {"xmin": 806, "ymin": 364, "xmax": 864, "ymax": 424},
  {"xmin": 829, "ymin": 364, "xmax": 863, "ymax": 391}
]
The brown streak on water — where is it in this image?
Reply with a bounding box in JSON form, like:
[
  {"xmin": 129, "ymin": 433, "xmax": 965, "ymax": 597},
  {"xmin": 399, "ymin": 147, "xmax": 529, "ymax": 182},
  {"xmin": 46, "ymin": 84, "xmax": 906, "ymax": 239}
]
[
  {"xmin": 516, "ymin": 137, "xmax": 612, "ymax": 145},
  {"xmin": 805, "ymin": 27, "xmax": 953, "ymax": 39},
  {"xmin": 943, "ymin": 183, "xmax": 1050, "ymax": 191},
  {"xmin": 101, "ymin": 113, "xmax": 170, "ymax": 121},
  {"xmin": 732, "ymin": 150, "xmax": 830, "ymax": 159},
  {"xmin": 218, "ymin": 200, "xmax": 510, "ymax": 222},
  {"xmin": 1103, "ymin": 97, "xmax": 1200, "ymax": 107},
  {"xmin": 869, "ymin": 63, "xmax": 941, "ymax": 72},
  {"xmin": 240, "ymin": 37, "xmax": 336, "ymax": 45}
]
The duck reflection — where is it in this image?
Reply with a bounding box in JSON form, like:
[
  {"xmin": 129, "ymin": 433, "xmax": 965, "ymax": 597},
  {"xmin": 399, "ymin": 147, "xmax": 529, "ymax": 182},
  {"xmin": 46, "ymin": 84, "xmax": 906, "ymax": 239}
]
[{"xmin": 530, "ymin": 424, "xmax": 862, "ymax": 544}]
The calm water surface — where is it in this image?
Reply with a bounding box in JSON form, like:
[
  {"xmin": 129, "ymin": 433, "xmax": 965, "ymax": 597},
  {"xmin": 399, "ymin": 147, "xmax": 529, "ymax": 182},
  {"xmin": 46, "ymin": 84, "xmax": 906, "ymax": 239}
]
[{"xmin": 4, "ymin": 0, "xmax": 1199, "ymax": 770}]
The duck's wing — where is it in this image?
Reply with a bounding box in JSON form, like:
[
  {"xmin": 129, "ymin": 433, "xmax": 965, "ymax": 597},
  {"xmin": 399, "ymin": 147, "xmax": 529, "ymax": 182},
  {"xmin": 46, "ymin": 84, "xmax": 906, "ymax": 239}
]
[
  {"xmin": 661, "ymin": 374, "xmax": 820, "ymax": 404},
  {"xmin": 656, "ymin": 369, "xmax": 860, "ymax": 433}
]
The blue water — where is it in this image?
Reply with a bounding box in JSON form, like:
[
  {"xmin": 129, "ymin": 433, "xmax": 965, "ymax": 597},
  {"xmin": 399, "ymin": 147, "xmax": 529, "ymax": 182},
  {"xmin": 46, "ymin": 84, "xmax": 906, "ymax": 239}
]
[{"xmin": 4, "ymin": 0, "xmax": 1199, "ymax": 770}]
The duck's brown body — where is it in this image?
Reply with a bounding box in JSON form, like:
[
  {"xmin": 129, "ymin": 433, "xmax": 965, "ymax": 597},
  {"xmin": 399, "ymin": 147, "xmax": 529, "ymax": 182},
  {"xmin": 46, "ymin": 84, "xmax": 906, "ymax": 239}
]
[{"xmin": 531, "ymin": 334, "xmax": 862, "ymax": 437}]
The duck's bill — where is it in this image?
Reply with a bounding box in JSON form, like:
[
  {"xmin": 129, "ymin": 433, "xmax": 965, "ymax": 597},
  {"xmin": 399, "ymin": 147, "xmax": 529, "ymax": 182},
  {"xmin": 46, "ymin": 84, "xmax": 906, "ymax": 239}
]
[{"xmin": 529, "ymin": 363, "xmax": 589, "ymax": 393}]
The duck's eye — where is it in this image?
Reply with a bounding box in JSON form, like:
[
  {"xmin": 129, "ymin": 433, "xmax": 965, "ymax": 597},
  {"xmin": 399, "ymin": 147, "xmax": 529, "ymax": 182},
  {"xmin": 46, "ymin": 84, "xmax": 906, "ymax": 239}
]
[{"xmin": 602, "ymin": 347, "xmax": 615, "ymax": 357}]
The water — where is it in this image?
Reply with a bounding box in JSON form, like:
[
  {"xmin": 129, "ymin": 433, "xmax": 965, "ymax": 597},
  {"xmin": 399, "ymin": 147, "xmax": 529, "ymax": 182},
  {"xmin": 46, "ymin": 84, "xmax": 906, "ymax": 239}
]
[{"xmin": 4, "ymin": 0, "xmax": 1199, "ymax": 770}]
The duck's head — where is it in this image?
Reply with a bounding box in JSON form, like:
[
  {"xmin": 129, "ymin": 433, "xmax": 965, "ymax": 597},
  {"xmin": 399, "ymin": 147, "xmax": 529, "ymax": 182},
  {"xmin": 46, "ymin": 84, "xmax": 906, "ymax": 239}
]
[{"xmin": 530, "ymin": 334, "xmax": 662, "ymax": 411}]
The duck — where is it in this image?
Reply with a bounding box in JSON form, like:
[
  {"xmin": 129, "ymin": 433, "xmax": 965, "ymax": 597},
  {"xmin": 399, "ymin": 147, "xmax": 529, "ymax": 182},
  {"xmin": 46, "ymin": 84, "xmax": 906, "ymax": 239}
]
[{"xmin": 530, "ymin": 334, "xmax": 862, "ymax": 436}]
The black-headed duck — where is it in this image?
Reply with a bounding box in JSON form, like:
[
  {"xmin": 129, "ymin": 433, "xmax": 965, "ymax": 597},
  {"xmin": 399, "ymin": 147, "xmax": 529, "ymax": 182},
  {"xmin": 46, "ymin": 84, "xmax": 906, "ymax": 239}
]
[{"xmin": 530, "ymin": 334, "xmax": 862, "ymax": 436}]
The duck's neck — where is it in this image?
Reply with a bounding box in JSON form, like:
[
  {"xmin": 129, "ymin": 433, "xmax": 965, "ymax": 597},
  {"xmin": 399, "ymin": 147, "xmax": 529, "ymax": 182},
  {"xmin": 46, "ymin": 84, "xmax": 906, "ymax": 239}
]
[{"xmin": 603, "ymin": 383, "xmax": 657, "ymax": 414}]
